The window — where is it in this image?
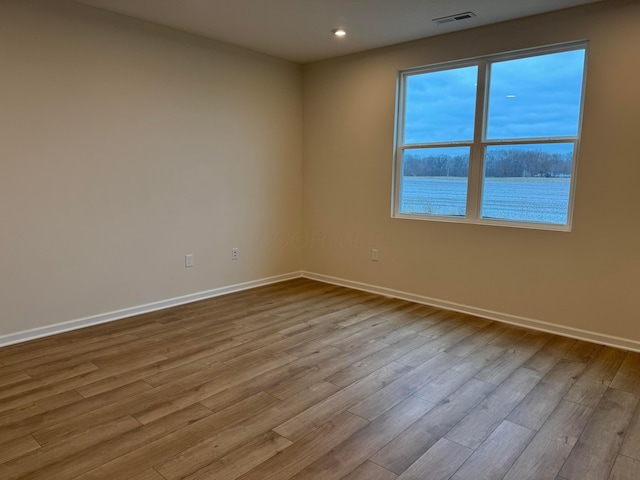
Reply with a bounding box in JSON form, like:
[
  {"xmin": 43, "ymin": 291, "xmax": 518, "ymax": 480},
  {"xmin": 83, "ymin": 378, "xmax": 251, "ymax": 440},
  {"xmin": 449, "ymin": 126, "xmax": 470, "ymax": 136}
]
[{"xmin": 393, "ymin": 42, "xmax": 587, "ymax": 230}]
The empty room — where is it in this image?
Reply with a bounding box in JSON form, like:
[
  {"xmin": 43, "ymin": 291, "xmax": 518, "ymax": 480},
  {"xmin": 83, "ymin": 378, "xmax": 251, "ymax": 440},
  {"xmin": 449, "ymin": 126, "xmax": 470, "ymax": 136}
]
[{"xmin": 2, "ymin": 0, "xmax": 640, "ymax": 479}]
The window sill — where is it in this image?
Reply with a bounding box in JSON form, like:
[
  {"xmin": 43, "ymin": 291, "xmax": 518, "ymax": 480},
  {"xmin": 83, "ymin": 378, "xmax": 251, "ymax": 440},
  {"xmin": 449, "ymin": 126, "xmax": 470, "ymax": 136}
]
[{"xmin": 391, "ymin": 212, "xmax": 572, "ymax": 232}]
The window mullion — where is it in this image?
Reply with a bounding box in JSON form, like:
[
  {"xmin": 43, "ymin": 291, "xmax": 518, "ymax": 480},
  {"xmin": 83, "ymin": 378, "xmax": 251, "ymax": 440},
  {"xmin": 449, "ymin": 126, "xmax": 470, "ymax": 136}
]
[{"xmin": 466, "ymin": 60, "xmax": 488, "ymax": 219}]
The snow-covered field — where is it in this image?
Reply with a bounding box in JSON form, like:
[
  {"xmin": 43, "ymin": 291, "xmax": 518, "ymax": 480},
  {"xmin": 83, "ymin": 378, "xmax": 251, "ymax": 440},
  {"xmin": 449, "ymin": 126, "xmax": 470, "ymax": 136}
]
[{"xmin": 400, "ymin": 176, "xmax": 571, "ymax": 224}]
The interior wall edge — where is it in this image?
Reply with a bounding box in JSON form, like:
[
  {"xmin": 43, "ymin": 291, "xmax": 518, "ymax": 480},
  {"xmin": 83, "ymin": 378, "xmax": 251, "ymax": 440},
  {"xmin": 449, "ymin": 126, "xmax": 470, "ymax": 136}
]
[
  {"xmin": 0, "ymin": 271, "xmax": 302, "ymax": 348},
  {"xmin": 302, "ymin": 271, "xmax": 640, "ymax": 353}
]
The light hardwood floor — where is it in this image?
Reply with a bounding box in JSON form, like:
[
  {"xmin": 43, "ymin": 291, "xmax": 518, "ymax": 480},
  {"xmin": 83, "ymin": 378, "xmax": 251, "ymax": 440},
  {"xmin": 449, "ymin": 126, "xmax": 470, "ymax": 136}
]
[{"xmin": 1, "ymin": 278, "xmax": 639, "ymax": 480}]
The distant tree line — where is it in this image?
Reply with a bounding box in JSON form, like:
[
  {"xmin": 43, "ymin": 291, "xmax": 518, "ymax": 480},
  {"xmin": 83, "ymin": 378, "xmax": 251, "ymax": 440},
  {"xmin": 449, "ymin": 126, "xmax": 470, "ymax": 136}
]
[{"xmin": 403, "ymin": 149, "xmax": 573, "ymax": 178}]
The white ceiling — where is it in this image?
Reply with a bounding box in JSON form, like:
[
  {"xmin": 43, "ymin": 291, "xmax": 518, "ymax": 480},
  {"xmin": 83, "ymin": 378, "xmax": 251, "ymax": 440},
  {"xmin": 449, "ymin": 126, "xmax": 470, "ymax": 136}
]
[{"xmin": 73, "ymin": 0, "xmax": 602, "ymax": 63}]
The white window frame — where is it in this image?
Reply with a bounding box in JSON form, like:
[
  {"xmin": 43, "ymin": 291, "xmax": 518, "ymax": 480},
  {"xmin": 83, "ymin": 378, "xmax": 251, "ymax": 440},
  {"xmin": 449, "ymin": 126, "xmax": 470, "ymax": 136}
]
[{"xmin": 392, "ymin": 41, "xmax": 589, "ymax": 232}]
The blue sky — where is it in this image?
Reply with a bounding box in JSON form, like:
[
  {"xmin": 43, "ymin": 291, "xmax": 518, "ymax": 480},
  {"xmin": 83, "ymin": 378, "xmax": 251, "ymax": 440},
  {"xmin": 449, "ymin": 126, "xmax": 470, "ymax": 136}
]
[{"xmin": 404, "ymin": 49, "xmax": 586, "ymax": 145}]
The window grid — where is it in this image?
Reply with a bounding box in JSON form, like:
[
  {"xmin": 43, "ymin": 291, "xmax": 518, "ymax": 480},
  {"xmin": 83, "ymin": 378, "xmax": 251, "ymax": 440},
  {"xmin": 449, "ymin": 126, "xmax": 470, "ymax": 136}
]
[{"xmin": 393, "ymin": 41, "xmax": 587, "ymax": 231}]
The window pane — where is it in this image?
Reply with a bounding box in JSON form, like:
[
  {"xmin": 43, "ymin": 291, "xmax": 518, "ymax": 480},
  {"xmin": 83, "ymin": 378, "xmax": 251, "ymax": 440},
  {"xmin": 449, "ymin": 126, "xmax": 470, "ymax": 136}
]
[
  {"xmin": 481, "ymin": 143, "xmax": 574, "ymax": 224},
  {"xmin": 400, "ymin": 147, "xmax": 470, "ymax": 217},
  {"xmin": 404, "ymin": 66, "xmax": 478, "ymax": 144},
  {"xmin": 486, "ymin": 49, "xmax": 585, "ymax": 140}
]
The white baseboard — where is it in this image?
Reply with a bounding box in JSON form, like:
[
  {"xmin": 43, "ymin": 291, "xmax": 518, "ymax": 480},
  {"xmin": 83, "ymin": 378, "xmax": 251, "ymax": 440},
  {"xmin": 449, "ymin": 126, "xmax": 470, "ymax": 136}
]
[
  {"xmin": 302, "ymin": 271, "xmax": 640, "ymax": 353},
  {"xmin": 0, "ymin": 272, "xmax": 302, "ymax": 347},
  {"xmin": 5, "ymin": 269, "xmax": 639, "ymax": 353}
]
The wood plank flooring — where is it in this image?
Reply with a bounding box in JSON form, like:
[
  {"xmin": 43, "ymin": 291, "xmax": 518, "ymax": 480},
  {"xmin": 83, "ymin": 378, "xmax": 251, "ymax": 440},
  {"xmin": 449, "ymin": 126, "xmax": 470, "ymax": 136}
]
[{"xmin": 1, "ymin": 278, "xmax": 639, "ymax": 480}]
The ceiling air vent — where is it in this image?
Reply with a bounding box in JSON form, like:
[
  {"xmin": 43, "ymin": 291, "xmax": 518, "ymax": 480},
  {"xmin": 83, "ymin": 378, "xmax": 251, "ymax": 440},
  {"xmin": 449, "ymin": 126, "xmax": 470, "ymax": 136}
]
[{"xmin": 432, "ymin": 11, "xmax": 477, "ymax": 25}]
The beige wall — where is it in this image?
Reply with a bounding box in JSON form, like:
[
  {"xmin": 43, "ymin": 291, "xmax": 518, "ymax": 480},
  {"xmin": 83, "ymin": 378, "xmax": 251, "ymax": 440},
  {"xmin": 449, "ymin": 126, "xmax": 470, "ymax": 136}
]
[
  {"xmin": 302, "ymin": 1, "xmax": 640, "ymax": 342},
  {"xmin": 0, "ymin": 0, "xmax": 303, "ymax": 338},
  {"xmin": 2, "ymin": 0, "xmax": 639, "ymax": 346}
]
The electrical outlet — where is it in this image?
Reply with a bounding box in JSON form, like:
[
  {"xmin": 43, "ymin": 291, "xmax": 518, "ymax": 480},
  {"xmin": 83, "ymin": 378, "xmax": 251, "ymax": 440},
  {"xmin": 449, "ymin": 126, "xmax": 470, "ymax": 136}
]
[
  {"xmin": 232, "ymin": 248, "xmax": 238, "ymax": 260},
  {"xmin": 371, "ymin": 249, "xmax": 379, "ymax": 261},
  {"xmin": 185, "ymin": 254, "xmax": 193, "ymax": 267}
]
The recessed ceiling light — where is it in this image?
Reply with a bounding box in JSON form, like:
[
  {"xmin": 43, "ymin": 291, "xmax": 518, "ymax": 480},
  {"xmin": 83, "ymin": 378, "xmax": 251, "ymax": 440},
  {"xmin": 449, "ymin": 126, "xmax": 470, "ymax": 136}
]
[
  {"xmin": 332, "ymin": 28, "xmax": 347, "ymax": 37},
  {"xmin": 506, "ymin": 95, "xmax": 517, "ymax": 98}
]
